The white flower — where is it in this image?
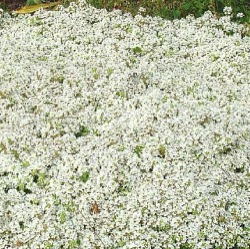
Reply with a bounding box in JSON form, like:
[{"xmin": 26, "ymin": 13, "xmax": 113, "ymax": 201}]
[
  {"xmin": 223, "ymin": 6, "xmax": 233, "ymax": 15},
  {"xmin": 138, "ymin": 7, "xmax": 146, "ymax": 13},
  {"xmin": 0, "ymin": 1, "xmax": 249, "ymax": 248},
  {"xmin": 236, "ymin": 12, "xmax": 244, "ymax": 18},
  {"xmin": 0, "ymin": 8, "xmax": 4, "ymax": 18}
]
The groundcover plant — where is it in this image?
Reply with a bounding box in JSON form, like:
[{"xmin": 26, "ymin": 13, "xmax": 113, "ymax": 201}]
[{"xmin": 0, "ymin": 1, "xmax": 249, "ymax": 248}]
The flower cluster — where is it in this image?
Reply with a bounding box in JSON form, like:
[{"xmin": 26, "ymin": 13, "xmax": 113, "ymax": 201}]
[{"xmin": 0, "ymin": 1, "xmax": 249, "ymax": 248}]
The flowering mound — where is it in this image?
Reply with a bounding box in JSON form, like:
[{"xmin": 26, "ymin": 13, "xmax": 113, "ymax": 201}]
[{"xmin": 0, "ymin": 1, "xmax": 249, "ymax": 248}]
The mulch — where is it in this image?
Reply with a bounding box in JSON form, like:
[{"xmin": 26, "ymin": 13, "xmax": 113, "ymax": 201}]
[
  {"xmin": 1, "ymin": 0, "xmax": 26, "ymax": 11},
  {"xmin": 1, "ymin": 0, "xmax": 61, "ymax": 12}
]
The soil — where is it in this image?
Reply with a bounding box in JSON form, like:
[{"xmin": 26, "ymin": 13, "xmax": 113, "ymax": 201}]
[
  {"xmin": 1, "ymin": 0, "xmax": 60, "ymax": 11},
  {"xmin": 1, "ymin": 0, "xmax": 26, "ymax": 11}
]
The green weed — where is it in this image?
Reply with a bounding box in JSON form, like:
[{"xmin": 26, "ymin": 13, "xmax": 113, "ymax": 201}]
[
  {"xmin": 134, "ymin": 144, "xmax": 145, "ymax": 157},
  {"xmin": 79, "ymin": 171, "xmax": 90, "ymax": 183}
]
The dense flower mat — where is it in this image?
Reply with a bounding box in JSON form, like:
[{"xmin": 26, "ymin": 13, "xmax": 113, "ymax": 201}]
[{"xmin": 0, "ymin": 1, "xmax": 249, "ymax": 248}]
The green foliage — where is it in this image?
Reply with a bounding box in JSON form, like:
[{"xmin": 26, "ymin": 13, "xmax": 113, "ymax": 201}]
[
  {"xmin": 17, "ymin": 181, "xmax": 32, "ymax": 194},
  {"xmin": 116, "ymin": 91, "xmax": 127, "ymax": 99},
  {"xmin": 3, "ymin": 0, "xmax": 250, "ymax": 29},
  {"xmin": 180, "ymin": 0, "xmax": 211, "ymax": 17},
  {"xmin": 117, "ymin": 240, "xmax": 126, "ymax": 247},
  {"xmin": 19, "ymin": 221, "xmax": 25, "ymax": 230},
  {"xmin": 44, "ymin": 242, "xmax": 54, "ymax": 249},
  {"xmin": 79, "ymin": 171, "xmax": 90, "ymax": 183},
  {"xmin": 74, "ymin": 125, "xmax": 90, "ymax": 137},
  {"xmin": 68, "ymin": 239, "xmax": 81, "ymax": 249},
  {"xmin": 151, "ymin": 223, "xmax": 171, "ymax": 232},
  {"xmin": 26, "ymin": 0, "xmax": 42, "ymax": 5},
  {"xmin": 31, "ymin": 169, "xmax": 49, "ymax": 188},
  {"xmin": 132, "ymin": 46, "xmax": 142, "ymax": 54},
  {"xmin": 59, "ymin": 211, "xmax": 67, "ymax": 224},
  {"xmin": 158, "ymin": 144, "xmax": 166, "ymax": 158},
  {"xmin": 134, "ymin": 144, "xmax": 145, "ymax": 157},
  {"xmin": 85, "ymin": 0, "xmax": 249, "ymax": 25},
  {"xmin": 0, "ymin": 3, "xmax": 8, "ymax": 11},
  {"xmin": 180, "ymin": 243, "xmax": 194, "ymax": 249},
  {"xmin": 50, "ymin": 75, "xmax": 65, "ymax": 83}
]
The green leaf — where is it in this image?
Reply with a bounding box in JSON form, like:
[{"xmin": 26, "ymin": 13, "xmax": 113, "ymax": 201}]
[
  {"xmin": 59, "ymin": 211, "xmax": 67, "ymax": 224},
  {"xmin": 79, "ymin": 171, "xmax": 90, "ymax": 183},
  {"xmin": 158, "ymin": 144, "xmax": 166, "ymax": 158},
  {"xmin": 172, "ymin": 9, "xmax": 181, "ymax": 19},
  {"xmin": 26, "ymin": 0, "xmax": 42, "ymax": 5},
  {"xmin": 182, "ymin": 2, "xmax": 192, "ymax": 11},
  {"xmin": 75, "ymin": 125, "xmax": 90, "ymax": 138},
  {"xmin": 134, "ymin": 144, "xmax": 145, "ymax": 157},
  {"xmin": 133, "ymin": 46, "xmax": 142, "ymax": 54}
]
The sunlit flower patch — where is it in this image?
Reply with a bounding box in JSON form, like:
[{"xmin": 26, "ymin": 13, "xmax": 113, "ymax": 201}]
[{"xmin": 0, "ymin": 1, "xmax": 249, "ymax": 248}]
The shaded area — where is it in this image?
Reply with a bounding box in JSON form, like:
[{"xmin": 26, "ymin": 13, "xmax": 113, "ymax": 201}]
[{"xmin": 0, "ymin": 0, "xmax": 26, "ymax": 11}]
